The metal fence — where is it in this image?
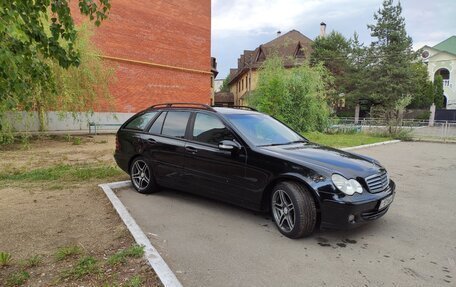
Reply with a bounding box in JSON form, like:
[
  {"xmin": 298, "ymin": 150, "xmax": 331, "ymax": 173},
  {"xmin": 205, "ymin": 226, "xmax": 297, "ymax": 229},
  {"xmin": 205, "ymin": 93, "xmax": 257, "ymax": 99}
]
[
  {"xmin": 411, "ymin": 121, "xmax": 456, "ymax": 142},
  {"xmin": 328, "ymin": 117, "xmax": 456, "ymax": 142}
]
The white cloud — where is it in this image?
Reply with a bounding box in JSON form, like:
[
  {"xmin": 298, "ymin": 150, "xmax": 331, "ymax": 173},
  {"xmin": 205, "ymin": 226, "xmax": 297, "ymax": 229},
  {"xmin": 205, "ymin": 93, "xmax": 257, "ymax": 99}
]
[{"xmin": 212, "ymin": 0, "xmax": 369, "ymax": 38}]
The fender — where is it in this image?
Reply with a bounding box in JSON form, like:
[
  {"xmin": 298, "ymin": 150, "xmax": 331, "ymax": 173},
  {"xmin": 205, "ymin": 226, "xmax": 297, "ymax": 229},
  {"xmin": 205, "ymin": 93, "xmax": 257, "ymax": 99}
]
[{"xmin": 260, "ymin": 172, "xmax": 322, "ymax": 212}]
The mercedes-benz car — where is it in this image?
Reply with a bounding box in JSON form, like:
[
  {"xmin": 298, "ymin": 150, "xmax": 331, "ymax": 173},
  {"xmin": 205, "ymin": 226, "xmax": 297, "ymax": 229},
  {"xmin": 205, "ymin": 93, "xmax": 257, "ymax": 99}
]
[{"xmin": 114, "ymin": 103, "xmax": 395, "ymax": 239}]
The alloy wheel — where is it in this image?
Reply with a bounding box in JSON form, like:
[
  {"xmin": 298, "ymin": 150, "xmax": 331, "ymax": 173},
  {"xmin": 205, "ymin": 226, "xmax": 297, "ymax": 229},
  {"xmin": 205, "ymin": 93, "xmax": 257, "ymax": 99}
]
[
  {"xmin": 131, "ymin": 160, "xmax": 150, "ymax": 190},
  {"xmin": 272, "ymin": 189, "xmax": 295, "ymax": 232}
]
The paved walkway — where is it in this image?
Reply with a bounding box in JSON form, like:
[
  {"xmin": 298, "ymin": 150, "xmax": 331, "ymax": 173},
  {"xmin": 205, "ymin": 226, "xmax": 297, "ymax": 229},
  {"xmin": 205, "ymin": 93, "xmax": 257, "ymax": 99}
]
[{"xmin": 116, "ymin": 142, "xmax": 456, "ymax": 287}]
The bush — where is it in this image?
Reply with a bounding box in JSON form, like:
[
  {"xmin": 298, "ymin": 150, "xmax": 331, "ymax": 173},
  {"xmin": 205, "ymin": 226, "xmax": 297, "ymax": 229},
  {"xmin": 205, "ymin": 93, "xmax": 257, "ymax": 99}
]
[
  {"xmin": 415, "ymin": 111, "xmax": 431, "ymax": 120},
  {"xmin": 249, "ymin": 57, "xmax": 332, "ymax": 133}
]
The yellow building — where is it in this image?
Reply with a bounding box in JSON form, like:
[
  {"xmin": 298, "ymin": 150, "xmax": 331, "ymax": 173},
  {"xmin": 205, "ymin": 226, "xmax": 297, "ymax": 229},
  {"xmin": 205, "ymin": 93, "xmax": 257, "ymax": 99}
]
[{"xmin": 228, "ymin": 30, "xmax": 314, "ymax": 105}]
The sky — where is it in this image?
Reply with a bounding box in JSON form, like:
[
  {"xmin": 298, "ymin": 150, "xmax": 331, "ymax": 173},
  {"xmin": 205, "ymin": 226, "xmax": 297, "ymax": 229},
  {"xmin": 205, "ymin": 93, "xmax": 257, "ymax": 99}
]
[{"xmin": 211, "ymin": 0, "xmax": 456, "ymax": 79}]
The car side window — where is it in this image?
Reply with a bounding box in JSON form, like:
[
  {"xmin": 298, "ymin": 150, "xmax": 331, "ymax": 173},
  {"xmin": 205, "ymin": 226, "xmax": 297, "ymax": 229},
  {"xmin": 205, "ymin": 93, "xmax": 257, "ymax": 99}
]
[
  {"xmin": 192, "ymin": 113, "xmax": 234, "ymax": 146},
  {"xmin": 161, "ymin": 111, "xmax": 191, "ymax": 138},
  {"xmin": 149, "ymin": 112, "xmax": 166, "ymax": 134},
  {"xmin": 125, "ymin": 112, "xmax": 157, "ymax": 130}
]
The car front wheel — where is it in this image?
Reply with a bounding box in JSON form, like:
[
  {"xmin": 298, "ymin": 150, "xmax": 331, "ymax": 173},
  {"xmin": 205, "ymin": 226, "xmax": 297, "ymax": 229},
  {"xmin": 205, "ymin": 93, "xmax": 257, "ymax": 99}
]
[
  {"xmin": 271, "ymin": 181, "xmax": 316, "ymax": 239},
  {"xmin": 130, "ymin": 157, "xmax": 158, "ymax": 194}
]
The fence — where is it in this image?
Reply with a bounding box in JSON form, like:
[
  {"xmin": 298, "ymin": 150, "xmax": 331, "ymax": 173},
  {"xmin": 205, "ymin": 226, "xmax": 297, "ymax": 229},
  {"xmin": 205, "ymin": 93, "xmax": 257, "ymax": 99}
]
[{"xmin": 329, "ymin": 117, "xmax": 456, "ymax": 142}]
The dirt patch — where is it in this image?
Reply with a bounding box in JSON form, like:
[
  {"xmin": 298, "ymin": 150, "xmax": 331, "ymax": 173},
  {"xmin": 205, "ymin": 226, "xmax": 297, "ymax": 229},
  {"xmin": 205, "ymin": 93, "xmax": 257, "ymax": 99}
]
[
  {"xmin": 0, "ymin": 135, "xmax": 161, "ymax": 286},
  {"xmin": 0, "ymin": 135, "xmax": 116, "ymax": 174}
]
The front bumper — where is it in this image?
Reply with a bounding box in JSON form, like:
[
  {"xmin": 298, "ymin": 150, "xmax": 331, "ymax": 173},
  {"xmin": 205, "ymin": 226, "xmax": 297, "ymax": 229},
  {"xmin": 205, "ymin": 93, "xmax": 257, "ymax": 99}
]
[{"xmin": 319, "ymin": 180, "xmax": 396, "ymax": 229}]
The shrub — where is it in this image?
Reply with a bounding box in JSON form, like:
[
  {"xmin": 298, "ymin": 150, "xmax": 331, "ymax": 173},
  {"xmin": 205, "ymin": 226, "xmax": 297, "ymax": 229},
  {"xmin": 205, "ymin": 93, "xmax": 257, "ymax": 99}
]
[{"xmin": 249, "ymin": 57, "xmax": 332, "ymax": 133}]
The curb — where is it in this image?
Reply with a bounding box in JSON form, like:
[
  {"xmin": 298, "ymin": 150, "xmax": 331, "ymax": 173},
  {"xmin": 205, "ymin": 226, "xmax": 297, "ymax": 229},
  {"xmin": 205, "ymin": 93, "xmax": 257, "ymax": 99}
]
[
  {"xmin": 99, "ymin": 181, "xmax": 183, "ymax": 287},
  {"xmin": 341, "ymin": 140, "xmax": 401, "ymax": 151}
]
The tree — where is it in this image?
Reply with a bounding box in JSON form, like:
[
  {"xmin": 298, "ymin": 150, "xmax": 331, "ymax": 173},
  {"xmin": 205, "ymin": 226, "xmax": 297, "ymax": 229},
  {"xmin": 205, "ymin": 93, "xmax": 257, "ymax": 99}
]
[
  {"xmin": 0, "ymin": 0, "xmax": 111, "ymax": 98},
  {"xmin": 249, "ymin": 57, "xmax": 332, "ymax": 132},
  {"xmin": 409, "ymin": 63, "xmax": 434, "ymax": 108},
  {"xmin": 364, "ymin": 0, "xmax": 418, "ymax": 111},
  {"xmin": 220, "ymin": 75, "xmax": 231, "ymax": 92},
  {"xmin": 434, "ymin": 75, "xmax": 445, "ymax": 109},
  {"xmin": 37, "ymin": 23, "xmax": 115, "ymax": 131},
  {"xmin": 0, "ymin": 0, "xmax": 111, "ymax": 140},
  {"xmin": 344, "ymin": 32, "xmax": 370, "ymax": 107},
  {"xmin": 310, "ymin": 31, "xmax": 351, "ymax": 99},
  {"xmin": 358, "ymin": 0, "xmax": 425, "ymax": 135}
]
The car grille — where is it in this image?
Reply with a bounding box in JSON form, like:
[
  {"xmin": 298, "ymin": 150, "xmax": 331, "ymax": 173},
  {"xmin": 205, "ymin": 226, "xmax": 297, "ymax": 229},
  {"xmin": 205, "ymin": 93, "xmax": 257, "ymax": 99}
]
[{"xmin": 365, "ymin": 172, "xmax": 389, "ymax": 193}]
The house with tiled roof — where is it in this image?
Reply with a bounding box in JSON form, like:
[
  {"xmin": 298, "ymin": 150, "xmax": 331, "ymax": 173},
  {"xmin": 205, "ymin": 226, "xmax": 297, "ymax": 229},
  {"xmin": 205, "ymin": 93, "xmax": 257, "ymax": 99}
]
[
  {"xmin": 228, "ymin": 29, "xmax": 314, "ymax": 105},
  {"xmin": 420, "ymin": 36, "xmax": 456, "ymax": 109}
]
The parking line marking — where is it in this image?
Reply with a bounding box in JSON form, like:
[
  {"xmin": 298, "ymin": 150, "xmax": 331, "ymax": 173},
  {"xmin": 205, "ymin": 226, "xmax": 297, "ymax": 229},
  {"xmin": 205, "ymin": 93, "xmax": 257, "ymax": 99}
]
[{"xmin": 99, "ymin": 181, "xmax": 183, "ymax": 287}]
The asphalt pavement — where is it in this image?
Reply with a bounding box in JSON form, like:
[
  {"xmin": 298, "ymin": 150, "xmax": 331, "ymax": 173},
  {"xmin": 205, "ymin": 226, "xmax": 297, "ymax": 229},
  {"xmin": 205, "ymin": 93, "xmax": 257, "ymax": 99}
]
[{"xmin": 116, "ymin": 142, "xmax": 456, "ymax": 287}]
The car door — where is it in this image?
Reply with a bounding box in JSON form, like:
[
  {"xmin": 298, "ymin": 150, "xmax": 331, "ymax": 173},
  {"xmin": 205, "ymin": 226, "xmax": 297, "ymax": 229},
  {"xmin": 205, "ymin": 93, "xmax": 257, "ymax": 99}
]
[
  {"xmin": 142, "ymin": 110, "xmax": 191, "ymax": 190},
  {"xmin": 183, "ymin": 112, "xmax": 248, "ymax": 204}
]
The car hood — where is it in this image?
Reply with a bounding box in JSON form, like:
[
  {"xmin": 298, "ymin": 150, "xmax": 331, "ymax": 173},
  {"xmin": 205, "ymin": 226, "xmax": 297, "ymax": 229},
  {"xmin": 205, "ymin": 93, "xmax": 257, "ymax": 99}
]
[{"xmin": 259, "ymin": 142, "xmax": 383, "ymax": 179}]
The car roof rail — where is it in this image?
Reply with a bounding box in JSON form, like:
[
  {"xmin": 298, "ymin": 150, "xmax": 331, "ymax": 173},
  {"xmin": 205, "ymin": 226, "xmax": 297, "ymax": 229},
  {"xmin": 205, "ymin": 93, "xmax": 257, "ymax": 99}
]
[
  {"xmin": 149, "ymin": 103, "xmax": 216, "ymax": 111},
  {"xmin": 212, "ymin": 105, "xmax": 258, "ymax": 112}
]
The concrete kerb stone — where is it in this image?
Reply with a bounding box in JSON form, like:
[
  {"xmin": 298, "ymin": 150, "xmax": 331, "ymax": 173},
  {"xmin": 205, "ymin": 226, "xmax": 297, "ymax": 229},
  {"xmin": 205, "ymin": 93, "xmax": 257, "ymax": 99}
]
[
  {"xmin": 341, "ymin": 140, "xmax": 401, "ymax": 151},
  {"xmin": 98, "ymin": 181, "xmax": 183, "ymax": 287}
]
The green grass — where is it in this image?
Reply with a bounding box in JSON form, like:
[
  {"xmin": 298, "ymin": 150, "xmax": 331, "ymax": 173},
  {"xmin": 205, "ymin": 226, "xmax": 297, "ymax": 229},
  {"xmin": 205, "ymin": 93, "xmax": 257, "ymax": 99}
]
[
  {"xmin": 0, "ymin": 251, "xmax": 12, "ymax": 266},
  {"xmin": 107, "ymin": 245, "xmax": 145, "ymax": 266},
  {"xmin": 61, "ymin": 256, "xmax": 99, "ymax": 279},
  {"xmin": 55, "ymin": 246, "xmax": 82, "ymax": 261},
  {"xmin": 72, "ymin": 137, "xmax": 82, "ymax": 145},
  {"xmin": 5, "ymin": 271, "xmax": 30, "ymax": 287},
  {"xmin": 22, "ymin": 255, "xmax": 42, "ymax": 268},
  {"xmin": 125, "ymin": 275, "xmax": 143, "ymax": 287},
  {"xmin": 303, "ymin": 132, "xmax": 393, "ymax": 148},
  {"xmin": 0, "ymin": 164, "xmax": 123, "ymax": 182}
]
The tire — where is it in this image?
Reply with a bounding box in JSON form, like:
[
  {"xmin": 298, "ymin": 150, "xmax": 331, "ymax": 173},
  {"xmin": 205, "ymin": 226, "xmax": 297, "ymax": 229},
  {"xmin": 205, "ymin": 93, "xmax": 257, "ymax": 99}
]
[
  {"xmin": 271, "ymin": 181, "xmax": 317, "ymax": 239},
  {"xmin": 130, "ymin": 157, "xmax": 158, "ymax": 194}
]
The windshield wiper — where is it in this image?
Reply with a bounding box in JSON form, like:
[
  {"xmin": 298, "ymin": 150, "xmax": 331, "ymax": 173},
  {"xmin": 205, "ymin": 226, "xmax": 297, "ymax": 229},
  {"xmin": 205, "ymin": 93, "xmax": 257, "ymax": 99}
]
[
  {"xmin": 258, "ymin": 140, "xmax": 307, "ymax": 147},
  {"xmin": 287, "ymin": 140, "xmax": 307, "ymax": 144}
]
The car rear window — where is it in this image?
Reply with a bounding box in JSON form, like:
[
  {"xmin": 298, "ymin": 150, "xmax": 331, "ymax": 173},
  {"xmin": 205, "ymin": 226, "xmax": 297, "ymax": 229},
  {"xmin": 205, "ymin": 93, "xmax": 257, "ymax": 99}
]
[
  {"xmin": 149, "ymin": 112, "xmax": 166, "ymax": 134},
  {"xmin": 125, "ymin": 112, "xmax": 157, "ymax": 130},
  {"xmin": 161, "ymin": 111, "xmax": 191, "ymax": 138}
]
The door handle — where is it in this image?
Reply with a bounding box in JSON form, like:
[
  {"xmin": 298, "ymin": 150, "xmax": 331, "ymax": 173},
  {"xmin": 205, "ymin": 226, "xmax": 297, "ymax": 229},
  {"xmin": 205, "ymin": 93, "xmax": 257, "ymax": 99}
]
[
  {"xmin": 185, "ymin": 146, "xmax": 198, "ymax": 154},
  {"xmin": 146, "ymin": 138, "xmax": 157, "ymax": 145}
]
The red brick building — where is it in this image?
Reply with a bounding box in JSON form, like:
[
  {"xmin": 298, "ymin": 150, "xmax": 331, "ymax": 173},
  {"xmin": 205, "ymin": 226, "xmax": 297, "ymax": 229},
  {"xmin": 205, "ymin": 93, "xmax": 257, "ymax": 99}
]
[{"xmin": 72, "ymin": 0, "xmax": 212, "ymax": 113}]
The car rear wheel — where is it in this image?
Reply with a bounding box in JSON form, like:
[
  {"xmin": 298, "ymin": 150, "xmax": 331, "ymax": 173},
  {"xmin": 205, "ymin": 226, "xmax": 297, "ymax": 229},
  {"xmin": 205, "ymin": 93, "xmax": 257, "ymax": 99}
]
[
  {"xmin": 130, "ymin": 157, "xmax": 158, "ymax": 194},
  {"xmin": 271, "ymin": 181, "xmax": 316, "ymax": 239}
]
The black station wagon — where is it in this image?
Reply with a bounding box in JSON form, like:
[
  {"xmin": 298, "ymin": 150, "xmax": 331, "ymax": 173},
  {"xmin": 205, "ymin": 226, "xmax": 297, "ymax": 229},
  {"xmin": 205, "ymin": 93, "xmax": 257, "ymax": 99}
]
[{"xmin": 114, "ymin": 103, "xmax": 395, "ymax": 239}]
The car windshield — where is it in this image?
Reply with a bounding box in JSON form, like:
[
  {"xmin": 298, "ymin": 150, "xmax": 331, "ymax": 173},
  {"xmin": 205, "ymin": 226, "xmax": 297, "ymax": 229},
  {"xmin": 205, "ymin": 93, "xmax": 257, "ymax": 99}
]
[{"xmin": 225, "ymin": 113, "xmax": 307, "ymax": 147}]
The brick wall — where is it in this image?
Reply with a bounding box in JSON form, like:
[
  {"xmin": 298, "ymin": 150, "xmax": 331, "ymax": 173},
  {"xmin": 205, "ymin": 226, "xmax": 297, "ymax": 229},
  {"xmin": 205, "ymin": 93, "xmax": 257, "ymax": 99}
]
[{"xmin": 72, "ymin": 0, "xmax": 211, "ymax": 112}]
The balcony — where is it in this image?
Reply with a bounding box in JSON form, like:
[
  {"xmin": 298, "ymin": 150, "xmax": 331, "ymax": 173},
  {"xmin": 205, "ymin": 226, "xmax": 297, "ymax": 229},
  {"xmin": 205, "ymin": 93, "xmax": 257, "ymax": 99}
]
[{"xmin": 443, "ymin": 79, "xmax": 450, "ymax": 87}]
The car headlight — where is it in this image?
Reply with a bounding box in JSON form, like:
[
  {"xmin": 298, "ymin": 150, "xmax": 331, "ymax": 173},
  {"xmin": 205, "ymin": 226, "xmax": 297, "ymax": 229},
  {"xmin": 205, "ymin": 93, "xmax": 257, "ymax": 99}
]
[{"xmin": 331, "ymin": 174, "xmax": 363, "ymax": 195}]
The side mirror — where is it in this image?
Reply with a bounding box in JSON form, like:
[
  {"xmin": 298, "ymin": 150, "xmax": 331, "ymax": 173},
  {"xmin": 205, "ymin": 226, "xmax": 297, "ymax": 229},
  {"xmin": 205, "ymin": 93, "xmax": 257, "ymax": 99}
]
[{"xmin": 218, "ymin": 140, "xmax": 241, "ymax": 151}]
